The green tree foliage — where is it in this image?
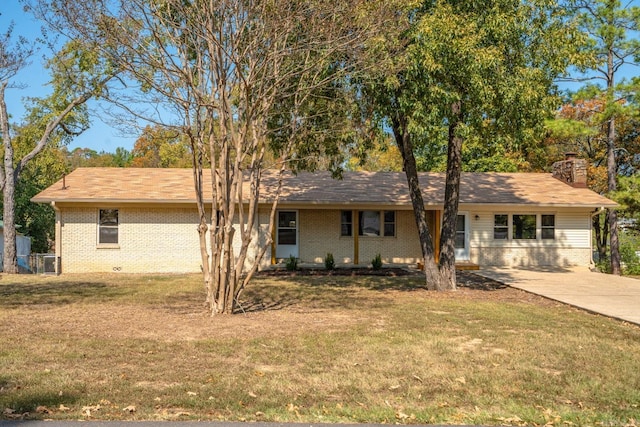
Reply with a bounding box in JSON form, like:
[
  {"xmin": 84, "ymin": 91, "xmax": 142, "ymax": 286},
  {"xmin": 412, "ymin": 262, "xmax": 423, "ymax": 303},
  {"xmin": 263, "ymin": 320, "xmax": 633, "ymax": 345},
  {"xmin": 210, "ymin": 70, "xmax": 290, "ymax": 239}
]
[
  {"xmin": 1, "ymin": 28, "xmax": 116, "ymax": 272},
  {"xmin": 613, "ymin": 174, "xmax": 640, "ymax": 219},
  {"xmin": 361, "ymin": 0, "xmax": 580, "ymax": 289},
  {"xmin": 63, "ymin": 146, "xmax": 132, "ymax": 168}
]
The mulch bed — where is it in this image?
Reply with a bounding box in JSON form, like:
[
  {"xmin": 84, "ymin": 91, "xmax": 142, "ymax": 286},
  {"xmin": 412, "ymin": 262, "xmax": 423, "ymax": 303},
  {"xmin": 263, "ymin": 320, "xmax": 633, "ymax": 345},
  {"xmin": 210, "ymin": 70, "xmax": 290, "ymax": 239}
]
[{"xmin": 256, "ymin": 267, "xmax": 507, "ymax": 291}]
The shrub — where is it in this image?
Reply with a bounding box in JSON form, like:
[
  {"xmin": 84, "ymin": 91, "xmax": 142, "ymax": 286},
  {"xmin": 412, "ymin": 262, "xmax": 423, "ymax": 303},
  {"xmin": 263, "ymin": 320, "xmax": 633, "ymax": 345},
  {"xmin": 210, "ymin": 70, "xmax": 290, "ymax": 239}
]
[
  {"xmin": 371, "ymin": 253, "xmax": 382, "ymax": 271},
  {"xmin": 285, "ymin": 255, "xmax": 298, "ymax": 271},
  {"xmin": 324, "ymin": 252, "xmax": 335, "ymax": 270},
  {"xmin": 620, "ymin": 240, "xmax": 640, "ymax": 275}
]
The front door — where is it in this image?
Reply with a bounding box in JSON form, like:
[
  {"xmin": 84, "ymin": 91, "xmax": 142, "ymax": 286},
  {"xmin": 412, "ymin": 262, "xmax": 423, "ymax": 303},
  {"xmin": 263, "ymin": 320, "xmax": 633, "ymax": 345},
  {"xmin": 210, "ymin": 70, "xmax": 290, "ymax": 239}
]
[
  {"xmin": 276, "ymin": 210, "xmax": 299, "ymax": 259},
  {"xmin": 454, "ymin": 213, "xmax": 470, "ymax": 260}
]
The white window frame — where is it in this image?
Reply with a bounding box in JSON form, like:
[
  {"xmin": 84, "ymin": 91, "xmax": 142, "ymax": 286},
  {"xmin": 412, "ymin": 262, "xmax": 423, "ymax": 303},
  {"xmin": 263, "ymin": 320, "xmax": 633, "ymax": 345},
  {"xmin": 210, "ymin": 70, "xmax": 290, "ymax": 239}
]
[
  {"xmin": 493, "ymin": 214, "xmax": 509, "ymax": 240},
  {"xmin": 541, "ymin": 214, "xmax": 556, "ymax": 240},
  {"xmin": 492, "ymin": 213, "xmax": 556, "ymax": 241},
  {"xmin": 97, "ymin": 208, "xmax": 119, "ymax": 247},
  {"xmin": 356, "ymin": 210, "xmax": 396, "ymax": 237}
]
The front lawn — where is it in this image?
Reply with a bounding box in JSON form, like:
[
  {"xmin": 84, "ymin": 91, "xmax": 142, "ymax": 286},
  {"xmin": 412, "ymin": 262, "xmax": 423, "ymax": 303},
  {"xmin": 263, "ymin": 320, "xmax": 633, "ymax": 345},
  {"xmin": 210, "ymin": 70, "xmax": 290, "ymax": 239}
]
[{"xmin": 1, "ymin": 272, "xmax": 638, "ymax": 425}]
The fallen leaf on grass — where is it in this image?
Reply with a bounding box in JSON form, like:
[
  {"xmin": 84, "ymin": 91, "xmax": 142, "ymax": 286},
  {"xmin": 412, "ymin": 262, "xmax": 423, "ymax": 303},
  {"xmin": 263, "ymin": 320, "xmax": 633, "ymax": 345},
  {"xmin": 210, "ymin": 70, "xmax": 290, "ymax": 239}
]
[
  {"xmin": 287, "ymin": 403, "xmax": 301, "ymax": 417},
  {"xmin": 58, "ymin": 405, "xmax": 70, "ymax": 412},
  {"xmin": 122, "ymin": 405, "xmax": 136, "ymax": 414},
  {"xmin": 35, "ymin": 406, "xmax": 50, "ymax": 414},
  {"xmin": 389, "ymin": 384, "xmax": 401, "ymax": 390},
  {"xmin": 3, "ymin": 408, "xmax": 26, "ymax": 419},
  {"xmin": 7, "ymin": 414, "xmax": 27, "ymax": 420},
  {"xmin": 187, "ymin": 391, "xmax": 197, "ymax": 396},
  {"xmin": 496, "ymin": 416, "xmax": 526, "ymax": 426},
  {"xmin": 248, "ymin": 392, "xmax": 257, "ymax": 398},
  {"xmin": 82, "ymin": 404, "xmax": 102, "ymax": 417},
  {"xmin": 455, "ymin": 376, "xmax": 466, "ymax": 384}
]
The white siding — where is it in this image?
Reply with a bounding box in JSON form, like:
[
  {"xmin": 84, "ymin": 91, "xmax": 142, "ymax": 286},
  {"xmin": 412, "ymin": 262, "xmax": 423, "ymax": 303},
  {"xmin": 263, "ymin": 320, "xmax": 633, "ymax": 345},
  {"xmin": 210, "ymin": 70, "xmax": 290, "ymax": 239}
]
[{"xmin": 467, "ymin": 207, "xmax": 593, "ymax": 267}]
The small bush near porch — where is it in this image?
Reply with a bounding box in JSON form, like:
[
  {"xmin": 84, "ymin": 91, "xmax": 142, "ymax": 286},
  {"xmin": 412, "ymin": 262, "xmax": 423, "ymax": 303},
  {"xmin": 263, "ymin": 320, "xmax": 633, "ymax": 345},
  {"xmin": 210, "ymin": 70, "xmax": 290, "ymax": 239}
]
[{"xmin": 0, "ymin": 273, "xmax": 639, "ymax": 426}]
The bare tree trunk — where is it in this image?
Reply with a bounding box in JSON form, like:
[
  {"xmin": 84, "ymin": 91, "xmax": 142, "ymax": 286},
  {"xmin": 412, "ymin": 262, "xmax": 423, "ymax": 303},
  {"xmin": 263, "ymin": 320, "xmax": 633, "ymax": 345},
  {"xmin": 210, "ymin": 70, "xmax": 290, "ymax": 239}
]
[
  {"xmin": 391, "ymin": 112, "xmax": 442, "ymax": 291},
  {"xmin": 1, "ymin": 82, "xmax": 18, "ymax": 273},
  {"xmin": 437, "ymin": 100, "xmax": 463, "ymax": 291},
  {"xmin": 2, "ymin": 170, "xmax": 18, "ymax": 274},
  {"xmin": 607, "ymin": 118, "xmax": 621, "ymax": 274},
  {"xmin": 605, "ymin": 34, "xmax": 621, "ymax": 275},
  {"xmin": 593, "ymin": 214, "xmax": 608, "ymax": 264}
]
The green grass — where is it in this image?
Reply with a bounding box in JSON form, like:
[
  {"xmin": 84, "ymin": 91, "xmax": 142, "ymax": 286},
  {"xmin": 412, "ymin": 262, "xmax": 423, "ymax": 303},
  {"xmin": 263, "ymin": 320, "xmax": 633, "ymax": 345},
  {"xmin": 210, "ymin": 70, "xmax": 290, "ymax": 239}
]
[{"xmin": 0, "ymin": 272, "xmax": 639, "ymax": 425}]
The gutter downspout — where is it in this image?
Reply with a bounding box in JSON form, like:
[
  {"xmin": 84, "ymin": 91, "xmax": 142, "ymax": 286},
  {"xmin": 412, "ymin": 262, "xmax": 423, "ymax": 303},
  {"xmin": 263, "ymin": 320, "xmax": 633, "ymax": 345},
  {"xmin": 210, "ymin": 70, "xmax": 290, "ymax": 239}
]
[
  {"xmin": 590, "ymin": 207, "xmax": 606, "ymax": 266},
  {"xmin": 51, "ymin": 201, "xmax": 62, "ymax": 275}
]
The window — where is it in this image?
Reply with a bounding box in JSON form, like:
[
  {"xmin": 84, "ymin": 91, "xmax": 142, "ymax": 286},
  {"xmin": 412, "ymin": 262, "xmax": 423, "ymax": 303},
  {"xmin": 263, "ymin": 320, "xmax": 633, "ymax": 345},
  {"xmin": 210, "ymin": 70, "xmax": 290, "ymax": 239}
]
[
  {"xmin": 359, "ymin": 210, "xmax": 380, "ymax": 236},
  {"xmin": 494, "ymin": 214, "xmax": 508, "ymax": 240},
  {"xmin": 383, "ymin": 211, "xmax": 396, "ymax": 237},
  {"xmin": 455, "ymin": 214, "xmax": 466, "ymax": 248},
  {"xmin": 98, "ymin": 209, "xmax": 118, "ymax": 244},
  {"xmin": 512, "ymin": 214, "xmax": 536, "ymax": 239},
  {"xmin": 277, "ymin": 211, "xmax": 297, "ymax": 245},
  {"xmin": 541, "ymin": 214, "xmax": 555, "ymax": 240},
  {"xmin": 494, "ymin": 213, "xmax": 557, "ymax": 241},
  {"xmin": 341, "ymin": 211, "xmax": 353, "ymax": 236},
  {"xmin": 342, "ymin": 210, "xmax": 396, "ymax": 237}
]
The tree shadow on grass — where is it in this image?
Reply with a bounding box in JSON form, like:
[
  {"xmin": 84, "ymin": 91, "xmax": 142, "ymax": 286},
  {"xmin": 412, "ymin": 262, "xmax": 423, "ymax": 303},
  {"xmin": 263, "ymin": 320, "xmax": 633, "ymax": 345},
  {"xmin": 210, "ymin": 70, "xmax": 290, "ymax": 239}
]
[
  {"xmin": 239, "ymin": 271, "xmax": 507, "ymax": 313},
  {"xmin": 0, "ymin": 281, "xmax": 127, "ymax": 308},
  {"xmin": 0, "ymin": 373, "xmax": 81, "ymax": 420}
]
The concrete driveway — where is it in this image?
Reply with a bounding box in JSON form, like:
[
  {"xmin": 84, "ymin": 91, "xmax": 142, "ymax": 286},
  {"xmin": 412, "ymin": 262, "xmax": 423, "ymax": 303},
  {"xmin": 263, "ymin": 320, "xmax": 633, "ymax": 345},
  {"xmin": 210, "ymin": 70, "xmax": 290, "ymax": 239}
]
[{"xmin": 475, "ymin": 266, "xmax": 640, "ymax": 326}]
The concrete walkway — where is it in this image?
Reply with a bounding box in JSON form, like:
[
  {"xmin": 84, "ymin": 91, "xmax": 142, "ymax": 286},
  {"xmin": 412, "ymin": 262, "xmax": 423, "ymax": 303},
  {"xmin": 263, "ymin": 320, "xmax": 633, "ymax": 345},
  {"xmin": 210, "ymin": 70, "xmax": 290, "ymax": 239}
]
[{"xmin": 475, "ymin": 266, "xmax": 640, "ymax": 326}]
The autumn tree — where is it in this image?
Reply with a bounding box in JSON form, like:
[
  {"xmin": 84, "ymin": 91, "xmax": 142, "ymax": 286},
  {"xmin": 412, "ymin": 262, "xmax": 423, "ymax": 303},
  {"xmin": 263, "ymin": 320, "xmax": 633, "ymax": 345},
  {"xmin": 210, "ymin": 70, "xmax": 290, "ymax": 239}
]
[
  {"xmin": 361, "ymin": 0, "xmax": 580, "ymax": 290},
  {"xmin": 131, "ymin": 125, "xmax": 191, "ymax": 168},
  {"xmin": 569, "ymin": 0, "xmax": 640, "ymax": 274},
  {"xmin": 543, "ymin": 88, "xmax": 640, "ymax": 263},
  {"xmin": 37, "ymin": 0, "xmax": 389, "ymax": 314}
]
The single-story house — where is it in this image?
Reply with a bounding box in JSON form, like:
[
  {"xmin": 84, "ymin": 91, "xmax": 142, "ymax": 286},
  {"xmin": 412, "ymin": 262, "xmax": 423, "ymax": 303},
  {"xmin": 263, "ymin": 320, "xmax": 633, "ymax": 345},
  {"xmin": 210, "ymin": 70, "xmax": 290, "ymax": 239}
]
[{"xmin": 31, "ymin": 156, "xmax": 616, "ymax": 274}]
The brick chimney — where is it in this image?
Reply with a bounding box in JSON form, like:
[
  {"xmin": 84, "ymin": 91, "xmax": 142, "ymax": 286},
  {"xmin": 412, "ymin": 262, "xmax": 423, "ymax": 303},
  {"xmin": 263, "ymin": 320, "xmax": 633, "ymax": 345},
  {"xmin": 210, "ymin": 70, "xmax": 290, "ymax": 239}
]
[{"xmin": 552, "ymin": 153, "xmax": 587, "ymax": 188}]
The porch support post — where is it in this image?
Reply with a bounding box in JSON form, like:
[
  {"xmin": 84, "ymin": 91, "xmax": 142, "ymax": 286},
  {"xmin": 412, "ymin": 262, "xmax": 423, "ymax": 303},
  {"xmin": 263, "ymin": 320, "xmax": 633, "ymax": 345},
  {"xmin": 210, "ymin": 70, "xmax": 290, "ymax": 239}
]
[
  {"xmin": 270, "ymin": 217, "xmax": 276, "ymax": 265},
  {"xmin": 434, "ymin": 210, "xmax": 442, "ymax": 263},
  {"xmin": 353, "ymin": 209, "xmax": 359, "ymax": 265}
]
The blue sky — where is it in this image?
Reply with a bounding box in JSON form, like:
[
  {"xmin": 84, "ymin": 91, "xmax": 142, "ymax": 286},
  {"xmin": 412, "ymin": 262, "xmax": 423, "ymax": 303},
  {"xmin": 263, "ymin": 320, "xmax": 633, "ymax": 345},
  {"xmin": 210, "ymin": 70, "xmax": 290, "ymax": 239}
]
[{"xmin": 1, "ymin": 1, "xmax": 639, "ymax": 154}]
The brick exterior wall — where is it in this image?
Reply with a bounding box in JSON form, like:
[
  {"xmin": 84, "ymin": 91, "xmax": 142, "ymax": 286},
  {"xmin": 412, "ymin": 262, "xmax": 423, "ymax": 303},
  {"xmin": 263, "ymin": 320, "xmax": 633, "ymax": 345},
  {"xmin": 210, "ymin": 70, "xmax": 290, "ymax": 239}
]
[
  {"xmin": 56, "ymin": 205, "xmax": 593, "ymax": 273},
  {"xmin": 297, "ymin": 209, "xmax": 422, "ymax": 265},
  {"xmin": 60, "ymin": 207, "xmax": 204, "ymax": 273}
]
